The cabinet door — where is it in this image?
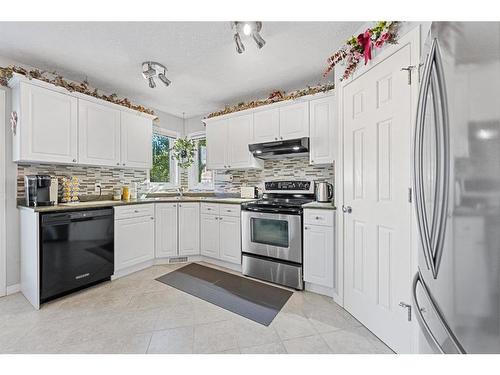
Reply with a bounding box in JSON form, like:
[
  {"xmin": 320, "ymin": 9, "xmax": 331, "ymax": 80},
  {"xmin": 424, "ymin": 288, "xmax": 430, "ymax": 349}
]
[
  {"xmin": 219, "ymin": 215, "xmax": 241, "ymax": 265},
  {"xmin": 78, "ymin": 99, "xmax": 121, "ymax": 167},
  {"xmin": 303, "ymin": 224, "xmax": 333, "ymax": 287},
  {"xmin": 115, "ymin": 216, "xmax": 155, "ymax": 272},
  {"xmin": 253, "ymin": 108, "xmax": 280, "ymax": 143},
  {"xmin": 155, "ymin": 203, "xmax": 178, "ymax": 258},
  {"xmin": 120, "ymin": 111, "xmax": 152, "ymax": 169},
  {"xmin": 279, "ymin": 101, "xmax": 309, "ymax": 140},
  {"xmin": 309, "ymin": 96, "xmax": 335, "ymax": 165},
  {"xmin": 200, "ymin": 214, "xmax": 220, "ymax": 259},
  {"xmin": 19, "ymin": 82, "xmax": 78, "ymax": 163},
  {"xmin": 178, "ymin": 203, "xmax": 200, "ymax": 256},
  {"xmin": 206, "ymin": 118, "xmax": 228, "ymax": 170},
  {"xmin": 227, "ymin": 114, "xmax": 253, "ymax": 169}
]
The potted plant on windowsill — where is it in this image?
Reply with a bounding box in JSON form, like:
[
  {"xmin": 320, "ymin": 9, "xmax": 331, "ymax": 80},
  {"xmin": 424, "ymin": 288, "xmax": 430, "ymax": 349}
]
[{"xmin": 172, "ymin": 137, "xmax": 196, "ymax": 169}]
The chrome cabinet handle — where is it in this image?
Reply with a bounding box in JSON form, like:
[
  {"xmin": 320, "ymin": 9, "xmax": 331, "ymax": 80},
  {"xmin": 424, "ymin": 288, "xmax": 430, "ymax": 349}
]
[
  {"xmin": 72, "ymin": 159, "xmax": 76, "ymax": 163},
  {"xmin": 280, "ymin": 136, "xmax": 283, "ymax": 140},
  {"xmin": 342, "ymin": 205, "xmax": 352, "ymax": 214},
  {"xmin": 275, "ymin": 137, "xmax": 278, "ymax": 140},
  {"xmin": 304, "ymin": 226, "xmax": 309, "ymax": 230},
  {"xmin": 412, "ymin": 271, "xmax": 465, "ymax": 354}
]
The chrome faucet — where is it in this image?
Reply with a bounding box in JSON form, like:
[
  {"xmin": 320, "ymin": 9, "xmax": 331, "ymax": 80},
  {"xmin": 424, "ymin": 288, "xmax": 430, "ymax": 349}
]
[{"xmin": 177, "ymin": 187, "xmax": 184, "ymax": 197}]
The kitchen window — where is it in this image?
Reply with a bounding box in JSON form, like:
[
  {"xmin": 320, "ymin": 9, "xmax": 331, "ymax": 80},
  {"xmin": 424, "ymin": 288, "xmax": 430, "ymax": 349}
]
[
  {"xmin": 149, "ymin": 127, "xmax": 179, "ymax": 187},
  {"xmin": 188, "ymin": 132, "xmax": 214, "ymax": 190}
]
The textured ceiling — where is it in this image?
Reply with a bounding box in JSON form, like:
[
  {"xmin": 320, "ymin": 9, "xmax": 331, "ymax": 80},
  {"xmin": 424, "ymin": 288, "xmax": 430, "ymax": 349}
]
[{"xmin": 0, "ymin": 22, "xmax": 363, "ymax": 117}]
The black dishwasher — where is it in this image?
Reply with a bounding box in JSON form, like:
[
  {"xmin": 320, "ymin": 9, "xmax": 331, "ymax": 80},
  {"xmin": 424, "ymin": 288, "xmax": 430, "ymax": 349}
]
[{"xmin": 40, "ymin": 208, "xmax": 114, "ymax": 303}]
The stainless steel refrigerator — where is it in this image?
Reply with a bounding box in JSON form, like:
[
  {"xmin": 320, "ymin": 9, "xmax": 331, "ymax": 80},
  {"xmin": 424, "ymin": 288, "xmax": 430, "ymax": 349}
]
[{"xmin": 412, "ymin": 22, "xmax": 500, "ymax": 353}]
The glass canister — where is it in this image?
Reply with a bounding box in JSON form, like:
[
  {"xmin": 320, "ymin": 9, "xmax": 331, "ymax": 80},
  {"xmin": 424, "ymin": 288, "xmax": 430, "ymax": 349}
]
[{"xmin": 122, "ymin": 185, "xmax": 130, "ymax": 201}]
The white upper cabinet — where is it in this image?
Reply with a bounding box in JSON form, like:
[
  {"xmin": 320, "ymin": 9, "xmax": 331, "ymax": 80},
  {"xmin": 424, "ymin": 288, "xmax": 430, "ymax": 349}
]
[
  {"xmin": 206, "ymin": 118, "xmax": 228, "ymax": 170},
  {"xmin": 155, "ymin": 203, "xmax": 178, "ymax": 258},
  {"xmin": 279, "ymin": 101, "xmax": 309, "ymax": 140},
  {"xmin": 227, "ymin": 114, "xmax": 258, "ymax": 169},
  {"xmin": 14, "ymin": 81, "xmax": 78, "ymax": 164},
  {"xmin": 309, "ymin": 96, "xmax": 335, "ymax": 165},
  {"xmin": 78, "ymin": 99, "xmax": 121, "ymax": 167},
  {"xmin": 120, "ymin": 111, "xmax": 152, "ymax": 169},
  {"xmin": 178, "ymin": 203, "xmax": 200, "ymax": 256},
  {"xmin": 206, "ymin": 115, "xmax": 262, "ymax": 170},
  {"xmin": 253, "ymin": 108, "xmax": 280, "ymax": 142},
  {"xmin": 10, "ymin": 77, "xmax": 154, "ymax": 168}
]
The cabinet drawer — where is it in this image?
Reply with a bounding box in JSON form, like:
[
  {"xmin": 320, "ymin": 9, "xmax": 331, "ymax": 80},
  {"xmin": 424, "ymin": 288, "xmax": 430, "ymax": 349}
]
[
  {"xmin": 201, "ymin": 203, "xmax": 220, "ymax": 215},
  {"xmin": 114, "ymin": 204, "xmax": 155, "ymax": 220},
  {"xmin": 219, "ymin": 204, "xmax": 241, "ymax": 217},
  {"xmin": 304, "ymin": 209, "xmax": 334, "ymax": 227}
]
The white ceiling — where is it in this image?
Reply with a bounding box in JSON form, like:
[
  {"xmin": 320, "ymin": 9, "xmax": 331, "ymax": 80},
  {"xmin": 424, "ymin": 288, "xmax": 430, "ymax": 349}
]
[{"xmin": 0, "ymin": 22, "xmax": 363, "ymax": 118}]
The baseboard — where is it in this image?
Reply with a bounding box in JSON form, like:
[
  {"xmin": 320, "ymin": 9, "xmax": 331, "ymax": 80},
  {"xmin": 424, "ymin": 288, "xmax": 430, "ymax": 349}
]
[
  {"xmin": 6, "ymin": 283, "xmax": 21, "ymax": 295},
  {"xmin": 111, "ymin": 260, "xmax": 155, "ymax": 280},
  {"xmin": 199, "ymin": 256, "xmax": 242, "ymax": 273},
  {"xmin": 305, "ymin": 282, "xmax": 334, "ymax": 298}
]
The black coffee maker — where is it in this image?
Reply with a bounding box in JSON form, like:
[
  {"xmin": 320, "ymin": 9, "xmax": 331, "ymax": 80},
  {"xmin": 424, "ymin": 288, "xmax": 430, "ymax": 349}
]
[{"xmin": 25, "ymin": 175, "xmax": 55, "ymax": 206}]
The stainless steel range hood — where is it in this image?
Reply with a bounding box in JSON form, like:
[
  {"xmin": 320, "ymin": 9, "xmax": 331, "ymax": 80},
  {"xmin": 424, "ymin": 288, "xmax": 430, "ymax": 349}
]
[{"xmin": 248, "ymin": 137, "xmax": 309, "ymax": 159}]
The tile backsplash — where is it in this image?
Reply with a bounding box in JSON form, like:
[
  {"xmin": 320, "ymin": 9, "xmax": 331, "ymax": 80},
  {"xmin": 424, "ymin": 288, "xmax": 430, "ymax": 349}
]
[
  {"xmin": 209, "ymin": 157, "xmax": 334, "ymax": 194},
  {"xmin": 17, "ymin": 157, "xmax": 334, "ymax": 199},
  {"xmin": 17, "ymin": 163, "xmax": 148, "ymax": 199}
]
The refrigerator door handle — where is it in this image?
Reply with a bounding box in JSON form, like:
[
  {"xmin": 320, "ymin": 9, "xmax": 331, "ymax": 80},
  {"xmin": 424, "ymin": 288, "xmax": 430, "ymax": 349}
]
[
  {"xmin": 430, "ymin": 39, "xmax": 450, "ymax": 279},
  {"xmin": 413, "ymin": 39, "xmax": 435, "ymax": 273},
  {"xmin": 412, "ymin": 270, "xmax": 466, "ymax": 354}
]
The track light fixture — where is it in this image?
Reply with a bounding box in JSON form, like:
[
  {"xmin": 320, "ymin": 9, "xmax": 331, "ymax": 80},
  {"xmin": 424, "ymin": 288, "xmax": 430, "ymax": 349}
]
[
  {"xmin": 231, "ymin": 22, "xmax": 266, "ymax": 54},
  {"xmin": 142, "ymin": 61, "xmax": 171, "ymax": 88}
]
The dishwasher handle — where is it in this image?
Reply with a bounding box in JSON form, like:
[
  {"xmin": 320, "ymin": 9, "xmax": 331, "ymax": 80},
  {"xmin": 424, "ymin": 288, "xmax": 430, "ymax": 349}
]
[{"xmin": 41, "ymin": 208, "xmax": 114, "ymax": 226}]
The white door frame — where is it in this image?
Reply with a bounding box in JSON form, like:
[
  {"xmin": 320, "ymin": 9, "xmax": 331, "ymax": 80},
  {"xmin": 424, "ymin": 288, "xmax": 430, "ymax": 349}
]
[
  {"xmin": 0, "ymin": 89, "xmax": 6, "ymax": 297},
  {"xmin": 335, "ymin": 25, "xmax": 421, "ymax": 351}
]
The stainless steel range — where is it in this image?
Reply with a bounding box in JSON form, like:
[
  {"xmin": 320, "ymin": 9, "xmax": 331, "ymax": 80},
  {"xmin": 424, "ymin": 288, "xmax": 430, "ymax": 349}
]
[{"xmin": 241, "ymin": 180, "xmax": 315, "ymax": 290}]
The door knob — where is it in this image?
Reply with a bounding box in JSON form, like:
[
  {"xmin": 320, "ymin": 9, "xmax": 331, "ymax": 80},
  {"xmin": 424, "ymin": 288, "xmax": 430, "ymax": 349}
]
[{"xmin": 342, "ymin": 205, "xmax": 352, "ymax": 214}]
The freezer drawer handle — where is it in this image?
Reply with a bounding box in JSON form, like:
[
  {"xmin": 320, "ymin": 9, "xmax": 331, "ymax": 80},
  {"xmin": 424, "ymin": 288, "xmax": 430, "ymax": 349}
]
[{"xmin": 412, "ymin": 270, "xmax": 465, "ymax": 354}]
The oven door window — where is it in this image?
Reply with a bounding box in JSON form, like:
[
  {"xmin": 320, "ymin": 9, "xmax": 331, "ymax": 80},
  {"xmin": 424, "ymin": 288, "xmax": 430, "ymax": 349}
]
[{"xmin": 250, "ymin": 218, "xmax": 289, "ymax": 248}]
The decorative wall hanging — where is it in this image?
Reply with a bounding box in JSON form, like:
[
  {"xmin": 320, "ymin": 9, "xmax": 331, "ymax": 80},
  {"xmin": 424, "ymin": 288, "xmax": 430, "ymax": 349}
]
[
  {"xmin": 323, "ymin": 21, "xmax": 400, "ymax": 81},
  {"xmin": 172, "ymin": 137, "xmax": 196, "ymax": 169},
  {"xmin": 0, "ymin": 65, "xmax": 155, "ymax": 115},
  {"xmin": 206, "ymin": 83, "xmax": 334, "ymax": 119}
]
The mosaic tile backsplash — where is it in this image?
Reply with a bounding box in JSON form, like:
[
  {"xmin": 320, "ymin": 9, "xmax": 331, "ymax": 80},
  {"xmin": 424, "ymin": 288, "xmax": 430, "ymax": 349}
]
[
  {"xmin": 210, "ymin": 157, "xmax": 334, "ymax": 194},
  {"xmin": 17, "ymin": 157, "xmax": 334, "ymax": 199},
  {"xmin": 17, "ymin": 163, "xmax": 148, "ymax": 199}
]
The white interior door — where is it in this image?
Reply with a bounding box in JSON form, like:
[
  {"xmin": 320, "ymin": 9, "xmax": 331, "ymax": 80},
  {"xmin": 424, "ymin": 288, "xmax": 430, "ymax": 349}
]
[
  {"xmin": 0, "ymin": 89, "xmax": 6, "ymax": 297},
  {"xmin": 343, "ymin": 44, "xmax": 413, "ymax": 353}
]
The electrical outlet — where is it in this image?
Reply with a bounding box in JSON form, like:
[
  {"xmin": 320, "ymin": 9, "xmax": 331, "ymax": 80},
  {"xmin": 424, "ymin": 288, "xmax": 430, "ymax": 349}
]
[{"xmin": 95, "ymin": 182, "xmax": 102, "ymax": 193}]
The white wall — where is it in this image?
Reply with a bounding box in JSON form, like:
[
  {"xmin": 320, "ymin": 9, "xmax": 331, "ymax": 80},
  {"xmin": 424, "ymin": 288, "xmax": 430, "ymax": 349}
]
[
  {"xmin": 154, "ymin": 109, "xmax": 184, "ymax": 135},
  {"xmin": 185, "ymin": 116, "xmax": 205, "ymax": 136}
]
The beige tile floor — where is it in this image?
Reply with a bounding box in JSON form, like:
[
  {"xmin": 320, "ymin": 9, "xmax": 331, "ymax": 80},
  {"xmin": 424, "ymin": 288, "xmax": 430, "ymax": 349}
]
[{"xmin": 0, "ymin": 262, "xmax": 393, "ymax": 354}]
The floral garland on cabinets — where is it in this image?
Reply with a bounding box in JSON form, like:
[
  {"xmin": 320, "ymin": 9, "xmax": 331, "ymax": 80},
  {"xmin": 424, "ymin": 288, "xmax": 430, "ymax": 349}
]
[
  {"xmin": 323, "ymin": 21, "xmax": 400, "ymax": 81},
  {"xmin": 206, "ymin": 83, "xmax": 335, "ymax": 119},
  {"xmin": 0, "ymin": 65, "xmax": 155, "ymax": 115}
]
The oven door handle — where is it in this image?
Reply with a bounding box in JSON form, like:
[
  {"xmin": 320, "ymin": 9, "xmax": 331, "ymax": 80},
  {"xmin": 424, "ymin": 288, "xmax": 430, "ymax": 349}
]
[{"xmin": 242, "ymin": 207, "xmax": 301, "ymax": 215}]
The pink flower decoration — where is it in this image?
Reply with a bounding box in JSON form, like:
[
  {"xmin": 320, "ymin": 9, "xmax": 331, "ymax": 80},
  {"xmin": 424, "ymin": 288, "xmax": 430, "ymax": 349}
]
[
  {"xmin": 381, "ymin": 32, "xmax": 391, "ymax": 41},
  {"xmin": 375, "ymin": 39, "xmax": 384, "ymax": 48}
]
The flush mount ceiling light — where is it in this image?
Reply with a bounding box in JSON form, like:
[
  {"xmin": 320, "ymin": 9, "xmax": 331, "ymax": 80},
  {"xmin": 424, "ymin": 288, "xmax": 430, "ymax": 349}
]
[
  {"xmin": 231, "ymin": 22, "xmax": 266, "ymax": 54},
  {"xmin": 141, "ymin": 61, "xmax": 171, "ymax": 88}
]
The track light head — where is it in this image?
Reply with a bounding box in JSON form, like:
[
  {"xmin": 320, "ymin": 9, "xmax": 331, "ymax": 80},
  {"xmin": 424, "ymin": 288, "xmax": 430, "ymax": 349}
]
[
  {"xmin": 252, "ymin": 31, "xmax": 266, "ymax": 49},
  {"xmin": 234, "ymin": 32, "xmax": 245, "ymax": 54},
  {"xmin": 141, "ymin": 61, "xmax": 171, "ymax": 88}
]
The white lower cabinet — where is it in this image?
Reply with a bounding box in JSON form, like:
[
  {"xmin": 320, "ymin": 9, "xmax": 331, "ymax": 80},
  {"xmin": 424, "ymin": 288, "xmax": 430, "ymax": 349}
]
[
  {"xmin": 219, "ymin": 216, "xmax": 241, "ymax": 264},
  {"xmin": 303, "ymin": 209, "xmax": 335, "ymax": 289},
  {"xmin": 155, "ymin": 203, "xmax": 178, "ymax": 258},
  {"xmin": 200, "ymin": 214, "xmax": 220, "ymax": 258},
  {"xmin": 114, "ymin": 205, "xmax": 155, "ymax": 273},
  {"xmin": 178, "ymin": 203, "xmax": 200, "ymax": 256},
  {"xmin": 200, "ymin": 203, "xmax": 241, "ymax": 265}
]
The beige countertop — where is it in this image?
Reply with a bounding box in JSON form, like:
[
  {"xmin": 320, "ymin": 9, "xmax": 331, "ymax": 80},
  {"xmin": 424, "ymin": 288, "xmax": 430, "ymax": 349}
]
[
  {"xmin": 18, "ymin": 196, "xmax": 257, "ymax": 213},
  {"xmin": 302, "ymin": 201, "xmax": 337, "ymax": 210}
]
